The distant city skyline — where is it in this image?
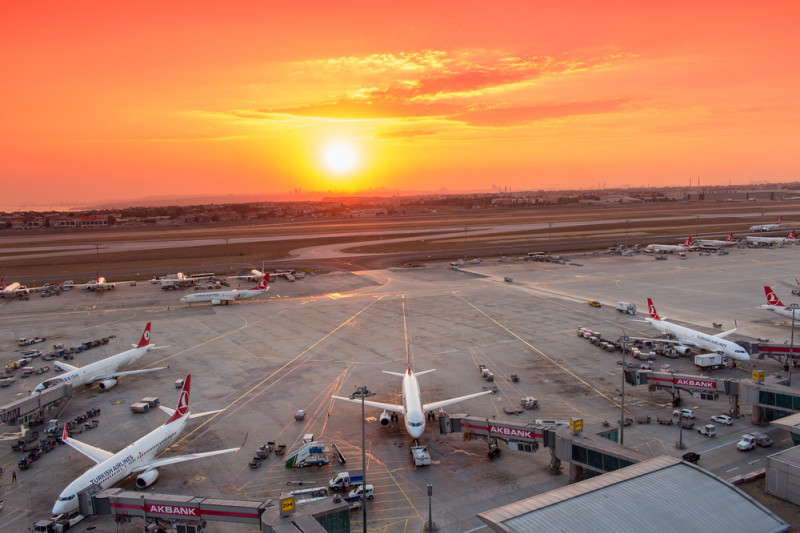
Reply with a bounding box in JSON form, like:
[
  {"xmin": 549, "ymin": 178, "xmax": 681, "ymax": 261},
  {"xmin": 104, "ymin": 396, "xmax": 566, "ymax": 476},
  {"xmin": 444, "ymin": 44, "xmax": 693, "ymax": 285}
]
[{"xmin": 2, "ymin": 2, "xmax": 798, "ymax": 212}]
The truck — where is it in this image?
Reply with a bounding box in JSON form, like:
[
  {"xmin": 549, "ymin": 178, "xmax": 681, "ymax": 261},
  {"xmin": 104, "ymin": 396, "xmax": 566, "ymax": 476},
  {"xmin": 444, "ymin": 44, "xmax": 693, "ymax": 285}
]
[
  {"xmin": 694, "ymin": 353, "xmax": 727, "ymax": 370},
  {"xmin": 33, "ymin": 513, "xmax": 84, "ymax": 533},
  {"xmin": 345, "ymin": 484, "xmax": 374, "ymax": 502},
  {"xmin": 616, "ymin": 302, "xmax": 637, "ymax": 315},
  {"xmin": 329, "ymin": 471, "xmax": 364, "ymax": 491},
  {"xmin": 410, "ymin": 445, "xmax": 431, "ymax": 466},
  {"xmin": 697, "ymin": 424, "xmax": 717, "ymax": 437}
]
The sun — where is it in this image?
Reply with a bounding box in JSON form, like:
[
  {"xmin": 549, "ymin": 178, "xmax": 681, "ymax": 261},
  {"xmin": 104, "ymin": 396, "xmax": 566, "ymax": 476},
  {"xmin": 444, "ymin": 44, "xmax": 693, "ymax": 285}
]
[{"xmin": 322, "ymin": 141, "xmax": 359, "ymax": 175}]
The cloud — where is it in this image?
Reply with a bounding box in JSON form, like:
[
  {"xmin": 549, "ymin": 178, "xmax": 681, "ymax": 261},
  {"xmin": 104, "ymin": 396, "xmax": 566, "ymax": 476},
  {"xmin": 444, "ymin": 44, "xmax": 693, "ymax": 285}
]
[
  {"xmin": 375, "ymin": 129, "xmax": 436, "ymax": 139},
  {"xmin": 456, "ymin": 99, "xmax": 632, "ymax": 127},
  {"xmin": 222, "ymin": 49, "xmax": 632, "ymax": 127}
]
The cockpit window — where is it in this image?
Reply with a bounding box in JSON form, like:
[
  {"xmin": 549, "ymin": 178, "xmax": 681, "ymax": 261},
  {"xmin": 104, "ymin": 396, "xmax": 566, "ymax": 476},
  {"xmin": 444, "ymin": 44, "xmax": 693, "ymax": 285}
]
[
  {"xmin": 58, "ymin": 494, "xmax": 75, "ymax": 501},
  {"xmin": 38, "ymin": 379, "xmax": 62, "ymax": 390}
]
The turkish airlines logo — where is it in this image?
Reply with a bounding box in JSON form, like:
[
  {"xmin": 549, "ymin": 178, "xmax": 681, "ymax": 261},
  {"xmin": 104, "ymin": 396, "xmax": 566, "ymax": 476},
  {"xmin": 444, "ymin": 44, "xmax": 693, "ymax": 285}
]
[
  {"xmin": 767, "ymin": 292, "xmax": 780, "ymax": 305},
  {"xmin": 143, "ymin": 330, "xmax": 150, "ymax": 342},
  {"xmin": 649, "ymin": 304, "xmax": 657, "ymax": 317},
  {"xmin": 176, "ymin": 390, "xmax": 189, "ymax": 416}
]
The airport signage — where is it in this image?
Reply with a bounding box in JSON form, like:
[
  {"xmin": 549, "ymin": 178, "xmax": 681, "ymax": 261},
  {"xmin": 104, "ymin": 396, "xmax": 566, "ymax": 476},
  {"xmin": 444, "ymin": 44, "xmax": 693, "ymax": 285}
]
[
  {"xmin": 675, "ymin": 378, "xmax": 716, "ymax": 390},
  {"xmin": 146, "ymin": 504, "xmax": 199, "ymax": 517},
  {"xmin": 489, "ymin": 425, "xmax": 539, "ymax": 440}
]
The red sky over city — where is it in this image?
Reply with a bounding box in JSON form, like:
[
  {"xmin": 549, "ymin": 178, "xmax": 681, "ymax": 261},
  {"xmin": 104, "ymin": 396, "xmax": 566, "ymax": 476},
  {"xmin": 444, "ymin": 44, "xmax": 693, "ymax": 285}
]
[{"xmin": 1, "ymin": 1, "xmax": 798, "ymax": 210}]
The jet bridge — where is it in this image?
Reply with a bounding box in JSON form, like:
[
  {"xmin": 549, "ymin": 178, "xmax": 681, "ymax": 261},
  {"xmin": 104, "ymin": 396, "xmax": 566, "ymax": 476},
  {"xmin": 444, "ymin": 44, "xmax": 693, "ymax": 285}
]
[
  {"xmin": 441, "ymin": 414, "xmax": 648, "ymax": 480},
  {"xmin": 0, "ymin": 382, "xmax": 71, "ymax": 424},
  {"xmin": 626, "ymin": 369, "xmax": 800, "ymax": 423}
]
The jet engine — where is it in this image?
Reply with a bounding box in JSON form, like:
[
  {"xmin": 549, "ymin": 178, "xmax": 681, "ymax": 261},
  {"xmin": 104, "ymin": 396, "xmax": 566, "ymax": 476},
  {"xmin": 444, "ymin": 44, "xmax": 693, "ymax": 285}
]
[
  {"xmin": 379, "ymin": 411, "xmax": 391, "ymax": 427},
  {"xmin": 211, "ymin": 299, "xmax": 222, "ymax": 306},
  {"xmin": 136, "ymin": 469, "xmax": 159, "ymax": 488},
  {"xmin": 674, "ymin": 346, "xmax": 692, "ymax": 356},
  {"xmin": 97, "ymin": 379, "xmax": 118, "ymax": 391}
]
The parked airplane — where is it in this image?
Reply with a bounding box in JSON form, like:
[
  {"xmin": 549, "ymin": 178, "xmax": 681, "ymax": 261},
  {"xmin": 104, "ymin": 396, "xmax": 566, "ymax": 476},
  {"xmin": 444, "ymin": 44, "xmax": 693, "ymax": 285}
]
[
  {"xmin": 645, "ymin": 298, "xmax": 750, "ymax": 361},
  {"xmin": 53, "ymin": 374, "xmax": 239, "ymax": 515},
  {"xmin": 745, "ymin": 230, "xmax": 796, "ymax": 247},
  {"xmin": 646, "ymin": 236, "xmax": 695, "ymax": 253},
  {"xmin": 331, "ymin": 353, "xmax": 493, "ymax": 439},
  {"xmin": 696, "ymin": 233, "xmax": 737, "ymax": 247},
  {"xmin": 152, "ymin": 272, "xmax": 213, "ymax": 290},
  {"xmin": 32, "ymin": 322, "xmax": 165, "ymax": 394},
  {"xmin": 180, "ymin": 276, "xmax": 269, "ymax": 306},
  {"xmin": 231, "ymin": 269, "xmax": 266, "ymax": 282},
  {"xmin": 1, "ymin": 277, "xmax": 29, "ymax": 298},
  {"xmin": 750, "ymin": 216, "xmax": 782, "ymax": 232},
  {"xmin": 762, "ymin": 286, "xmax": 800, "ymax": 321},
  {"xmin": 79, "ymin": 272, "xmax": 117, "ymax": 291}
]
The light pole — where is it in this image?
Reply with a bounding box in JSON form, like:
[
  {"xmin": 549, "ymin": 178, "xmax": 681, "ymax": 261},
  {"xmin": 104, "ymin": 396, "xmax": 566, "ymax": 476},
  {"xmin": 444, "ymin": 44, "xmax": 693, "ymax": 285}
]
[
  {"xmin": 789, "ymin": 304, "xmax": 799, "ymax": 386},
  {"xmin": 425, "ymin": 484, "xmax": 434, "ymax": 531},
  {"xmin": 696, "ymin": 215, "xmax": 699, "ymax": 239},
  {"xmin": 619, "ymin": 334, "xmax": 630, "ymax": 445},
  {"xmin": 358, "ymin": 385, "xmax": 367, "ymax": 533},
  {"xmin": 548, "ymin": 222, "xmax": 552, "ymax": 256},
  {"xmin": 625, "ymin": 219, "xmax": 629, "ymax": 250}
]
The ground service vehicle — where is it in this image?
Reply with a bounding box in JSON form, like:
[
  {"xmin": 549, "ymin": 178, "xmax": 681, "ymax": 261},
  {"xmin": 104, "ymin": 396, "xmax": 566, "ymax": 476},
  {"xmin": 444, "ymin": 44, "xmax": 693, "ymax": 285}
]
[
  {"xmin": 738, "ymin": 434, "xmax": 756, "ymax": 451},
  {"xmin": 711, "ymin": 415, "xmax": 733, "ymax": 426},
  {"xmin": 752, "ymin": 432, "xmax": 774, "ymax": 447},
  {"xmin": 616, "ymin": 302, "xmax": 637, "ymax": 314},
  {"xmin": 345, "ymin": 484, "xmax": 374, "ymax": 502},
  {"xmin": 673, "ymin": 408, "xmax": 695, "ymax": 419},
  {"xmin": 411, "ymin": 445, "xmax": 431, "ymax": 466},
  {"xmin": 588, "ymin": 300, "xmax": 601, "ymax": 307},
  {"xmin": 329, "ymin": 471, "xmax": 364, "ymax": 491},
  {"xmin": 697, "ymin": 424, "xmax": 717, "ymax": 437},
  {"xmin": 694, "ymin": 353, "xmax": 727, "ymax": 370}
]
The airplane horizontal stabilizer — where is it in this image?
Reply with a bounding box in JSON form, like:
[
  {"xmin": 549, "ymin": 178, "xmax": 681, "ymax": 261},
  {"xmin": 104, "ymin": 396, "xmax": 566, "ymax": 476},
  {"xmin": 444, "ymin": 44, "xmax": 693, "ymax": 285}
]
[
  {"xmin": 382, "ymin": 371, "xmax": 405, "ymax": 377},
  {"xmin": 130, "ymin": 446, "xmax": 240, "ymax": 473},
  {"xmin": 415, "ymin": 369, "xmax": 435, "ymax": 376},
  {"xmin": 423, "ymin": 389, "xmax": 493, "ymax": 413},
  {"xmin": 159, "ymin": 406, "xmax": 224, "ymax": 419},
  {"xmin": 331, "ymin": 395, "xmax": 404, "ymax": 414}
]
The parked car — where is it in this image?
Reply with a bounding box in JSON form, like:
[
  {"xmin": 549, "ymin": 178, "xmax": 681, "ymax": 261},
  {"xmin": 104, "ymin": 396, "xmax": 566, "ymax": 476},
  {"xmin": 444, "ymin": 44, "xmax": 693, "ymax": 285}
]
[
  {"xmin": 673, "ymin": 408, "xmax": 695, "ymax": 419},
  {"xmin": 711, "ymin": 415, "xmax": 733, "ymax": 426},
  {"xmin": 737, "ymin": 434, "xmax": 756, "ymax": 451}
]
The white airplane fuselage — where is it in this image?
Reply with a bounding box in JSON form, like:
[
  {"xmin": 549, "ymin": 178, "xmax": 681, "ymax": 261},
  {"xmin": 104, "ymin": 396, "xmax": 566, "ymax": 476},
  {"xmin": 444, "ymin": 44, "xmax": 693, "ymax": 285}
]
[
  {"xmin": 53, "ymin": 416, "xmax": 186, "ymax": 515},
  {"xmin": 645, "ymin": 318, "xmax": 749, "ymax": 361},
  {"xmin": 181, "ymin": 288, "xmax": 265, "ymax": 305},
  {"xmin": 401, "ymin": 372, "xmax": 426, "ymax": 438},
  {"xmin": 33, "ymin": 345, "xmax": 153, "ymax": 393}
]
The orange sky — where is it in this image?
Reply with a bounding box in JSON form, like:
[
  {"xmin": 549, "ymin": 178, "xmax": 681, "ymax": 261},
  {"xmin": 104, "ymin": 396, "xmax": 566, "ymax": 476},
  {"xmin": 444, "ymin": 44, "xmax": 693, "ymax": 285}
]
[{"xmin": 2, "ymin": 1, "xmax": 799, "ymax": 210}]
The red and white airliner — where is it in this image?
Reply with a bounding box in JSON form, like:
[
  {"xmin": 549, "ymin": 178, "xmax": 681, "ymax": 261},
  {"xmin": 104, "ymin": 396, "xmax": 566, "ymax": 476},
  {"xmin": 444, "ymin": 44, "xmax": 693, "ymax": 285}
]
[
  {"xmin": 180, "ymin": 276, "xmax": 270, "ymax": 306},
  {"xmin": 53, "ymin": 374, "xmax": 238, "ymax": 515}
]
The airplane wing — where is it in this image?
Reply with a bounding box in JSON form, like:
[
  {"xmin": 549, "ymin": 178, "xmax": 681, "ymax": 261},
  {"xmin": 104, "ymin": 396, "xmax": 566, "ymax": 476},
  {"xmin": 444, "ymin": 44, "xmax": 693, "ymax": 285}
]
[
  {"xmin": 60, "ymin": 424, "xmax": 114, "ymax": 464},
  {"xmin": 159, "ymin": 407, "xmax": 224, "ymax": 419},
  {"xmin": 331, "ymin": 395, "xmax": 404, "ymax": 415},
  {"xmin": 90, "ymin": 367, "xmax": 167, "ymax": 382},
  {"xmin": 423, "ymin": 390, "xmax": 493, "ymax": 413},
  {"xmin": 54, "ymin": 361, "xmax": 79, "ymax": 372},
  {"xmin": 130, "ymin": 446, "xmax": 240, "ymax": 473},
  {"xmin": 627, "ymin": 336, "xmax": 698, "ymax": 347},
  {"xmin": 714, "ymin": 327, "xmax": 738, "ymax": 339}
]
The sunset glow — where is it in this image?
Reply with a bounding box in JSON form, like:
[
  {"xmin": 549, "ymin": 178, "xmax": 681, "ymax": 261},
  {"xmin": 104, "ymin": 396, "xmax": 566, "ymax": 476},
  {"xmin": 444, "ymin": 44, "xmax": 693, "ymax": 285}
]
[
  {"xmin": 1, "ymin": 1, "xmax": 799, "ymax": 210},
  {"xmin": 322, "ymin": 141, "xmax": 359, "ymax": 176}
]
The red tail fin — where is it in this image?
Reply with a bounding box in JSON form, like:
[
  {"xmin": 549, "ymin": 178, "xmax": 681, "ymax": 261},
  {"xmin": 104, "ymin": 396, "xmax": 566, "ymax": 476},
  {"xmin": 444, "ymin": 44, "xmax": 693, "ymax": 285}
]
[
  {"xmin": 789, "ymin": 230, "xmax": 796, "ymax": 240},
  {"xmin": 764, "ymin": 286, "xmax": 785, "ymax": 308},
  {"xmin": 251, "ymin": 275, "xmax": 269, "ymax": 291},
  {"xmin": 779, "ymin": 216, "xmax": 783, "ymax": 224},
  {"xmin": 726, "ymin": 233, "xmax": 734, "ymax": 242},
  {"xmin": 136, "ymin": 322, "xmax": 152, "ymax": 348},
  {"xmin": 1, "ymin": 277, "xmax": 4, "ymax": 290},
  {"xmin": 647, "ymin": 298, "xmax": 661, "ymax": 320},
  {"xmin": 61, "ymin": 422, "xmax": 69, "ymax": 442},
  {"xmin": 685, "ymin": 236, "xmax": 693, "ymax": 246},
  {"xmin": 166, "ymin": 374, "xmax": 191, "ymax": 425}
]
